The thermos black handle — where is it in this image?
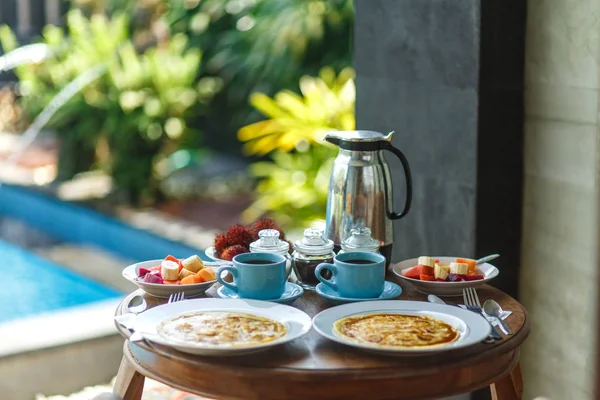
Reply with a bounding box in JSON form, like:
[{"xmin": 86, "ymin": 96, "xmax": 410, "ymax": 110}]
[{"xmin": 380, "ymin": 142, "xmax": 412, "ymax": 220}]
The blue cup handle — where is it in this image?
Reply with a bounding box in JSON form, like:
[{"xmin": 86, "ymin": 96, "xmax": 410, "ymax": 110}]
[
  {"xmin": 216, "ymin": 265, "xmax": 238, "ymax": 292},
  {"xmin": 315, "ymin": 263, "xmax": 337, "ymax": 291}
]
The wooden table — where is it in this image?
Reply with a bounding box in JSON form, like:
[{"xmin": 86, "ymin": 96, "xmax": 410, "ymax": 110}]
[{"xmin": 113, "ymin": 278, "xmax": 529, "ymax": 400}]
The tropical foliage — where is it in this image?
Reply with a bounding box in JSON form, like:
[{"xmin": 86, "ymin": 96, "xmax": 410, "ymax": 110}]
[
  {"xmin": 0, "ymin": 10, "xmax": 205, "ymax": 204},
  {"xmin": 238, "ymin": 67, "xmax": 355, "ymax": 228}
]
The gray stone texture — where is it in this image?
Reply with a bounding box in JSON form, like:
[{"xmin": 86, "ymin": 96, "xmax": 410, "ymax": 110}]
[
  {"xmin": 355, "ymin": 0, "xmax": 481, "ymax": 259},
  {"xmin": 355, "ymin": 0, "xmax": 526, "ymax": 299}
]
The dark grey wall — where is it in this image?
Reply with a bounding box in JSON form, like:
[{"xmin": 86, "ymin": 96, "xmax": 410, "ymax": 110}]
[{"xmin": 355, "ymin": 0, "xmax": 526, "ymax": 301}]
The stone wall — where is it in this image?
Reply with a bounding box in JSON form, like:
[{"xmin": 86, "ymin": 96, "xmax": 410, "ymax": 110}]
[
  {"xmin": 519, "ymin": 0, "xmax": 599, "ymax": 398},
  {"xmin": 354, "ymin": 0, "xmax": 526, "ymax": 300}
]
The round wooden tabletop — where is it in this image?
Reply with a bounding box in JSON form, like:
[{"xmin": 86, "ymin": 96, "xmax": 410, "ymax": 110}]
[{"xmin": 115, "ymin": 275, "xmax": 530, "ymax": 400}]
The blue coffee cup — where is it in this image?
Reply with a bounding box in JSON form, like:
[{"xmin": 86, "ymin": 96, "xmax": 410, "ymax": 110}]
[
  {"xmin": 216, "ymin": 252, "xmax": 287, "ymax": 300},
  {"xmin": 315, "ymin": 252, "xmax": 386, "ymax": 298}
]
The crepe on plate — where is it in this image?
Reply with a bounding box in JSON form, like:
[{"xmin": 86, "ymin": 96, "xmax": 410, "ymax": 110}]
[
  {"xmin": 157, "ymin": 311, "xmax": 287, "ymax": 347},
  {"xmin": 333, "ymin": 313, "xmax": 459, "ymax": 349}
]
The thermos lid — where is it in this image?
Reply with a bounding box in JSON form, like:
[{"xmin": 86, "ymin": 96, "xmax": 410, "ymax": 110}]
[
  {"xmin": 341, "ymin": 227, "xmax": 381, "ymax": 252},
  {"xmin": 324, "ymin": 130, "xmax": 393, "ymax": 143},
  {"xmin": 249, "ymin": 229, "xmax": 290, "ymax": 256},
  {"xmin": 294, "ymin": 228, "xmax": 334, "ymax": 255}
]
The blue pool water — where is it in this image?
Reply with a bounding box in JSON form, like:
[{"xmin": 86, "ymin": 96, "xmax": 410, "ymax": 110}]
[
  {"xmin": 0, "ymin": 185, "xmax": 204, "ymax": 324},
  {"xmin": 1, "ymin": 238, "xmax": 122, "ymax": 323}
]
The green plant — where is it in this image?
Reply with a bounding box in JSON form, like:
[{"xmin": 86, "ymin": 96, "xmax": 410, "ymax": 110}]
[
  {"xmin": 0, "ymin": 10, "xmax": 205, "ymax": 204},
  {"xmin": 165, "ymin": 0, "xmax": 354, "ymax": 152},
  {"xmin": 238, "ymin": 66, "xmax": 355, "ymax": 228}
]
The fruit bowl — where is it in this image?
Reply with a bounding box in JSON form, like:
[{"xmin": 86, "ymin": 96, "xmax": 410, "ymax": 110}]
[
  {"xmin": 123, "ymin": 259, "xmax": 219, "ymax": 298},
  {"xmin": 391, "ymin": 256, "xmax": 499, "ymax": 297}
]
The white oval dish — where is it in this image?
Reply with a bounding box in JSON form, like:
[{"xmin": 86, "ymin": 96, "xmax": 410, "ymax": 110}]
[
  {"xmin": 392, "ymin": 256, "xmax": 499, "ymax": 297},
  {"xmin": 205, "ymin": 246, "xmax": 226, "ymax": 261},
  {"xmin": 122, "ymin": 259, "xmax": 219, "ymax": 298},
  {"xmin": 312, "ymin": 300, "xmax": 491, "ymax": 355},
  {"xmin": 131, "ymin": 298, "xmax": 312, "ymax": 356}
]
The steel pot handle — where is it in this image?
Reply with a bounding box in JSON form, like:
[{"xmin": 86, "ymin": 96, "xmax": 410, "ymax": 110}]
[{"xmin": 380, "ymin": 142, "xmax": 412, "ymax": 220}]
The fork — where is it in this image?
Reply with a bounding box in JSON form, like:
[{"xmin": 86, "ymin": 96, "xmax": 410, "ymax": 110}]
[
  {"xmin": 130, "ymin": 292, "xmax": 185, "ymax": 344},
  {"xmin": 168, "ymin": 292, "xmax": 185, "ymax": 303},
  {"xmin": 463, "ymin": 288, "xmax": 502, "ymax": 341}
]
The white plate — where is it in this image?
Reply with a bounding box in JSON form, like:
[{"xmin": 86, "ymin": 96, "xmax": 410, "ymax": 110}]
[
  {"xmin": 392, "ymin": 256, "xmax": 500, "ymax": 297},
  {"xmin": 313, "ymin": 300, "xmax": 491, "ymax": 355},
  {"xmin": 205, "ymin": 246, "xmax": 225, "ymax": 261},
  {"xmin": 131, "ymin": 298, "xmax": 312, "ymax": 356},
  {"xmin": 122, "ymin": 259, "xmax": 219, "ymax": 298}
]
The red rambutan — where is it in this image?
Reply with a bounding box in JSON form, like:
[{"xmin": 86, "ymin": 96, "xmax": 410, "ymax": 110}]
[
  {"xmin": 214, "ymin": 233, "xmax": 231, "ymax": 256},
  {"xmin": 249, "ymin": 218, "xmax": 285, "ymax": 240},
  {"xmin": 220, "ymin": 245, "xmax": 249, "ymax": 261},
  {"xmin": 225, "ymin": 224, "xmax": 254, "ymax": 248}
]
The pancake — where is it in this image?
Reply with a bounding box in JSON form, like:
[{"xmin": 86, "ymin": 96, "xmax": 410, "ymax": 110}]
[
  {"xmin": 333, "ymin": 313, "xmax": 459, "ymax": 349},
  {"xmin": 157, "ymin": 311, "xmax": 287, "ymax": 347}
]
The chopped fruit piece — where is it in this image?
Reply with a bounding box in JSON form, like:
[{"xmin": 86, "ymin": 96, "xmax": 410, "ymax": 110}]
[
  {"xmin": 138, "ymin": 268, "xmax": 151, "ymax": 278},
  {"xmin": 434, "ymin": 259, "xmax": 440, "ymax": 263},
  {"xmin": 403, "ymin": 265, "xmax": 434, "ymax": 279},
  {"xmin": 419, "ymin": 274, "xmax": 435, "ymax": 281},
  {"xmin": 198, "ymin": 267, "xmax": 216, "ymax": 282},
  {"xmin": 180, "ymin": 275, "xmax": 197, "ymax": 285},
  {"xmin": 165, "ymin": 255, "xmax": 179, "ymax": 263},
  {"xmin": 150, "ymin": 265, "xmax": 161, "ymax": 271},
  {"xmin": 143, "ymin": 273, "xmax": 163, "ymax": 284},
  {"xmin": 416, "ymin": 265, "xmax": 434, "ymax": 276},
  {"xmin": 457, "ymin": 258, "xmax": 477, "ymax": 274},
  {"xmin": 465, "ymin": 274, "xmax": 485, "ymax": 281},
  {"xmin": 402, "ymin": 266, "xmax": 421, "ymax": 279},
  {"xmin": 182, "ymin": 255, "xmax": 204, "ymax": 273},
  {"xmin": 163, "ymin": 280, "xmax": 179, "ymax": 285},
  {"xmin": 161, "ymin": 260, "xmax": 180, "ymax": 281},
  {"xmin": 449, "ymin": 262, "xmax": 469, "ymax": 275},
  {"xmin": 178, "ymin": 268, "xmax": 195, "ymax": 280},
  {"xmin": 434, "ymin": 263, "xmax": 450, "ymax": 280},
  {"xmin": 447, "ymin": 273, "xmax": 462, "ymax": 282},
  {"xmin": 417, "ymin": 256, "xmax": 435, "ymax": 268}
]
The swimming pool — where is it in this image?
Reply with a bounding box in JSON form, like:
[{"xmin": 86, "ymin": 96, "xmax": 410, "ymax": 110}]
[
  {"xmin": 0, "ymin": 184, "xmax": 204, "ymax": 324},
  {"xmin": 2, "ymin": 238, "xmax": 122, "ymax": 323}
]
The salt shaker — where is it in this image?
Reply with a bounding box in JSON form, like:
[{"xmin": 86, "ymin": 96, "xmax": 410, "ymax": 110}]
[
  {"xmin": 249, "ymin": 229, "xmax": 292, "ymax": 277},
  {"xmin": 338, "ymin": 227, "xmax": 381, "ymax": 254},
  {"xmin": 292, "ymin": 228, "xmax": 335, "ymax": 290}
]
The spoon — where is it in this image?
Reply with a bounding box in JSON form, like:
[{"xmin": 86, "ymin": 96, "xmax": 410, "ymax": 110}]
[
  {"xmin": 427, "ymin": 295, "xmax": 497, "ymax": 343},
  {"xmin": 127, "ymin": 295, "xmax": 147, "ymax": 315},
  {"xmin": 483, "ymin": 299, "xmax": 512, "ymax": 335},
  {"xmin": 476, "ymin": 254, "xmax": 500, "ymax": 265}
]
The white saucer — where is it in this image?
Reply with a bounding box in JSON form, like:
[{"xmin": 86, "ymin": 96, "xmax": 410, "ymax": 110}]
[
  {"xmin": 216, "ymin": 282, "xmax": 304, "ymax": 304},
  {"xmin": 315, "ymin": 281, "xmax": 402, "ymax": 304}
]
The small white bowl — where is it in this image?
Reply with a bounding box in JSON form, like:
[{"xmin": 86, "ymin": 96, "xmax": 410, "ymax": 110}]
[
  {"xmin": 391, "ymin": 256, "xmax": 499, "ymax": 297},
  {"xmin": 122, "ymin": 259, "xmax": 218, "ymax": 298}
]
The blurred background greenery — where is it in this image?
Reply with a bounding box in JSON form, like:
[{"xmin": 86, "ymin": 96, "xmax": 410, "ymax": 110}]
[{"xmin": 0, "ymin": 0, "xmax": 354, "ymax": 229}]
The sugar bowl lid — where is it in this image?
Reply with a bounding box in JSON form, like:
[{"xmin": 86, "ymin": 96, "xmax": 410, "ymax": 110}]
[
  {"xmin": 249, "ymin": 229, "xmax": 289, "ymax": 256},
  {"xmin": 341, "ymin": 227, "xmax": 380, "ymax": 252},
  {"xmin": 294, "ymin": 228, "xmax": 334, "ymax": 255}
]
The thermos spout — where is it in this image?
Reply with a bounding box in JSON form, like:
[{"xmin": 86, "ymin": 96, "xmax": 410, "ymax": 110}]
[{"xmin": 323, "ymin": 132, "xmax": 341, "ymax": 146}]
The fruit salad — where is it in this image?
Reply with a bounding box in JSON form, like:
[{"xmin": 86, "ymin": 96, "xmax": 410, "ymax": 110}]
[
  {"xmin": 137, "ymin": 255, "xmax": 216, "ymax": 285},
  {"xmin": 401, "ymin": 256, "xmax": 485, "ymax": 282}
]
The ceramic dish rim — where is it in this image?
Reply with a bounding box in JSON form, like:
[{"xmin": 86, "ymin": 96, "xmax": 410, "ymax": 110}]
[
  {"xmin": 312, "ymin": 300, "xmax": 491, "ymax": 353},
  {"xmin": 392, "ymin": 256, "xmax": 499, "ymax": 285},
  {"xmin": 134, "ymin": 298, "xmax": 312, "ymax": 351},
  {"xmin": 122, "ymin": 259, "xmax": 217, "ymax": 289},
  {"xmin": 315, "ymin": 280, "xmax": 402, "ymax": 302}
]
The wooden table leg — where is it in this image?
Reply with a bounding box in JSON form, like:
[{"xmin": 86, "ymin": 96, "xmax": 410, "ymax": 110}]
[
  {"xmin": 490, "ymin": 362, "xmax": 523, "ymax": 400},
  {"xmin": 113, "ymin": 353, "xmax": 145, "ymax": 400}
]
